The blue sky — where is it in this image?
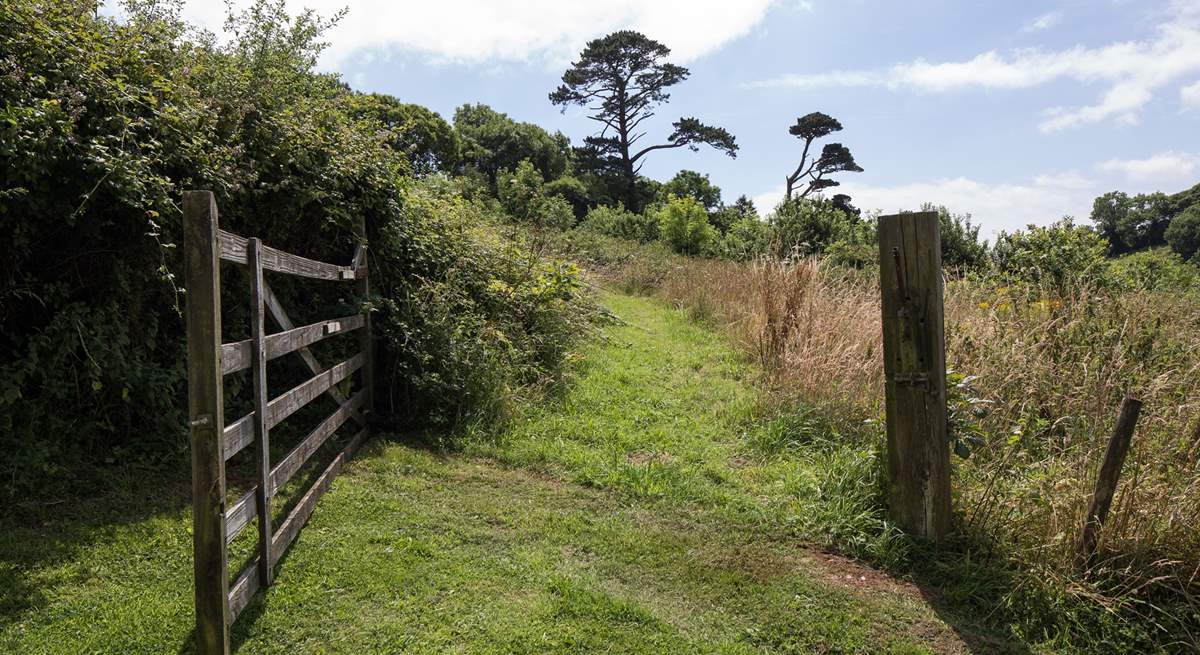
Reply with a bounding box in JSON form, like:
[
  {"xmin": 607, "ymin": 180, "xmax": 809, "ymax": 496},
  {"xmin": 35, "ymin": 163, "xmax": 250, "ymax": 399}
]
[{"xmin": 125, "ymin": 0, "xmax": 1200, "ymax": 236}]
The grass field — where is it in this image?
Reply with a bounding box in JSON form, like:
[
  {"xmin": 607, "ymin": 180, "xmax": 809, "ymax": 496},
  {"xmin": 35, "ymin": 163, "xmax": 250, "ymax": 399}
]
[{"xmin": 1, "ymin": 292, "xmax": 1036, "ymax": 654}]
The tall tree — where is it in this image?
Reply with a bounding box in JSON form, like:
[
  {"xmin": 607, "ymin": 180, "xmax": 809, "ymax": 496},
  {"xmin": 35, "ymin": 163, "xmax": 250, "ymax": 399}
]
[
  {"xmin": 1090, "ymin": 190, "xmax": 1173, "ymax": 254},
  {"xmin": 731, "ymin": 195, "xmax": 758, "ymax": 219},
  {"xmin": 784, "ymin": 112, "xmax": 863, "ymax": 200},
  {"xmin": 550, "ymin": 31, "xmax": 737, "ymax": 210},
  {"xmin": 347, "ymin": 93, "xmax": 461, "ymax": 175},
  {"xmin": 454, "ymin": 103, "xmax": 572, "ymax": 186},
  {"xmin": 1165, "ymin": 204, "xmax": 1200, "ymax": 262}
]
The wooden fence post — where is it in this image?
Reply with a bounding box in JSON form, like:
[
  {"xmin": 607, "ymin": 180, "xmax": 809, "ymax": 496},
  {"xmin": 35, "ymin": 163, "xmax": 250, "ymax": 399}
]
[
  {"xmin": 248, "ymin": 238, "xmax": 274, "ymax": 587},
  {"xmin": 877, "ymin": 211, "xmax": 952, "ymax": 539},
  {"xmin": 355, "ymin": 219, "xmax": 374, "ymax": 416},
  {"xmin": 1080, "ymin": 396, "xmax": 1142, "ymax": 570},
  {"xmin": 184, "ymin": 190, "xmax": 231, "ymax": 654}
]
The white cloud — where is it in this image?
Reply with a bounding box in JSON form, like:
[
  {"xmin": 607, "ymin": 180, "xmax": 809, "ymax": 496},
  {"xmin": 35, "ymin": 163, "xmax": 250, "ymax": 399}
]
[
  {"xmin": 1097, "ymin": 151, "xmax": 1198, "ymax": 182},
  {"xmin": 747, "ymin": 6, "xmax": 1200, "ymax": 132},
  {"xmin": 141, "ymin": 0, "xmax": 776, "ymax": 69},
  {"xmin": 1182, "ymin": 80, "xmax": 1200, "ymax": 110},
  {"xmin": 751, "ymin": 171, "xmax": 1098, "ymax": 237},
  {"xmin": 1022, "ymin": 11, "xmax": 1063, "ymax": 33}
]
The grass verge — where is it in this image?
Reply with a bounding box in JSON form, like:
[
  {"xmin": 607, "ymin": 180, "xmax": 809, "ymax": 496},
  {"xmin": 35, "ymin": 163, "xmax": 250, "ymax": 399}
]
[{"xmin": 2, "ymin": 291, "xmax": 1035, "ymax": 653}]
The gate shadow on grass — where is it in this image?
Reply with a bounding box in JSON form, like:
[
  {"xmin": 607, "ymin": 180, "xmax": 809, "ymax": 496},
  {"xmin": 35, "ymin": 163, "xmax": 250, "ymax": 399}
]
[{"xmin": 0, "ymin": 463, "xmax": 194, "ymax": 625}]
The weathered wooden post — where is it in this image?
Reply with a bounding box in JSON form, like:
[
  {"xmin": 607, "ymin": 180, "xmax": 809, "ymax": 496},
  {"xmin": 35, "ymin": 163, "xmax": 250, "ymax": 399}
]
[
  {"xmin": 878, "ymin": 211, "xmax": 952, "ymax": 539},
  {"xmin": 248, "ymin": 238, "xmax": 274, "ymax": 588},
  {"xmin": 1079, "ymin": 396, "xmax": 1142, "ymax": 570},
  {"xmin": 355, "ymin": 218, "xmax": 374, "ymax": 416},
  {"xmin": 183, "ymin": 190, "xmax": 231, "ymax": 654}
]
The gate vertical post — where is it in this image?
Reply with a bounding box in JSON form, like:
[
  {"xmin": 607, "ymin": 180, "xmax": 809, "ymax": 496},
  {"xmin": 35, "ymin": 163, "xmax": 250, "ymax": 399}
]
[
  {"xmin": 877, "ymin": 211, "xmax": 952, "ymax": 539},
  {"xmin": 355, "ymin": 218, "xmax": 374, "ymax": 418},
  {"xmin": 184, "ymin": 190, "xmax": 231, "ymax": 654},
  {"xmin": 248, "ymin": 238, "xmax": 274, "ymax": 586}
]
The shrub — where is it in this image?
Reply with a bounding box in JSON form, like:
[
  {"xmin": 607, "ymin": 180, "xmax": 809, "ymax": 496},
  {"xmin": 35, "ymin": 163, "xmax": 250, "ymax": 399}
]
[
  {"xmin": 580, "ymin": 204, "xmax": 659, "ymax": 243},
  {"xmin": 537, "ymin": 195, "xmax": 577, "ymax": 231},
  {"xmin": 922, "ymin": 203, "xmax": 988, "ymax": 271},
  {"xmin": 1165, "ymin": 203, "xmax": 1200, "ymax": 262},
  {"xmin": 346, "ymin": 93, "xmax": 461, "ymax": 175},
  {"xmin": 717, "ymin": 215, "xmax": 769, "ymax": 261},
  {"xmin": 497, "ymin": 159, "xmax": 545, "ymax": 221},
  {"xmin": 824, "ymin": 239, "xmax": 876, "ymax": 269},
  {"xmin": 657, "ymin": 169, "xmax": 722, "ymax": 213},
  {"xmin": 656, "ymin": 195, "xmax": 715, "ymax": 256},
  {"xmin": 454, "ymin": 103, "xmax": 571, "ymax": 185},
  {"xmin": 990, "ymin": 218, "xmax": 1110, "ymax": 293},
  {"xmin": 766, "ymin": 197, "xmax": 868, "ymax": 258},
  {"xmin": 543, "ymin": 175, "xmax": 590, "ymax": 219},
  {"xmin": 372, "ymin": 181, "xmax": 588, "ymax": 431},
  {"xmin": 1110, "ymin": 247, "xmax": 1199, "ymax": 291},
  {"xmin": 497, "ymin": 160, "xmax": 580, "ymax": 230}
]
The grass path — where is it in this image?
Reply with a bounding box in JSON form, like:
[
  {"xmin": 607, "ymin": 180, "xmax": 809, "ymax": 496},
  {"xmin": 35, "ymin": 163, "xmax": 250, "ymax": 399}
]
[{"xmin": 1, "ymin": 292, "xmax": 1031, "ymax": 654}]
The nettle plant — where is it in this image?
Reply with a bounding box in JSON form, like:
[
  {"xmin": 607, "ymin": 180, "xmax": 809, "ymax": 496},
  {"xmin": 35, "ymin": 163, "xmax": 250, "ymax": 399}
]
[{"xmin": 945, "ymin": 369, "xmax": 990, "ymax": 459}]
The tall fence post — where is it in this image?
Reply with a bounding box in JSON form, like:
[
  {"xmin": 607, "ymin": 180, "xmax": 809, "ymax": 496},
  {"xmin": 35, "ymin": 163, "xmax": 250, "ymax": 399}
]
[
  {"xmin": 878, "ymin": 211, "xmax": 952, "ymax": 539},
  {"xmin": 1079, "ymin": 396, "xmax": 1142, "ymax": 570},
  {"xmin": 184, "ymin": 190, "xmax": 231, "ymax": 654}
]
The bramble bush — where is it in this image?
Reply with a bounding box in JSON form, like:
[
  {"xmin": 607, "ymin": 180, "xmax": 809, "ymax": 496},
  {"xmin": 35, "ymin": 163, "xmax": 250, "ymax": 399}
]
[
  {"xmin": 579, "ymin": 203, "xmax": 659, "ymax": 243},
  {"xmin": 0, "ymin": 0, "xmax": 588, "ymax": 496},
  {"xmin": 497, "ymin": 159, "xmax": 576, "ymax": 230},
  {"xmin": 990, "ymin": 218, "xmax": 1110, "ymax": 293}
]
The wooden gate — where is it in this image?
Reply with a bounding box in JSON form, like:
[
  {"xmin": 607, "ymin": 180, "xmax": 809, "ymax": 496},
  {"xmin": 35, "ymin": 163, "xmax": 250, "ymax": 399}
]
[{"xmin": 183, "ymin": 190, "xmax": 374, "ymax": 654}]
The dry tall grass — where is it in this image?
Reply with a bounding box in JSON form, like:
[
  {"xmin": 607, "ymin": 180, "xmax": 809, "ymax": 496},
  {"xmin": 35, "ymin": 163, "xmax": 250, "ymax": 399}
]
[{"xmin": 657, "ymin": 256, "xmax": 1200, "ymax": 634}]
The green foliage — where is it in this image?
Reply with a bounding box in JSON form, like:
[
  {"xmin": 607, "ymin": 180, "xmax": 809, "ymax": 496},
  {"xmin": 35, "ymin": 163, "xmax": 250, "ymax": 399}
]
[
  {"xmin": 716, "ymin": 215, "xmax": 769, "ymax": 262},
  {"xmin": 656, "ymin": 196, "xmax": 715, "ymax": 256},
  {"xmin": 732, "ymin": 195, "xmax": 758, "ymax": 218},
  {"xmin": 346, "ymin": 93, "xmax": 460, "ymax": 175},
  {"xmin": 658, "ymin": 170, "xmax": 722, "ymax": 213},
  {"xmin": 542, "ymin": 175, "xmax": 590, "ymax": 218},
  {"xmin": 1164, "ymin": 203, "xmax": 1200, "ymax": 262},
  {"xmin": 990, "ymin": 218, "xmax": 1110, "ymax": 293},
  {"xmin": 1168, "ymin": 181, "xmax": 1200, "ymax": 214},
  {"xmin": 497, "ymin": 159, "xmax": 577, "ymax": 230},
  {"xmin": 538, "ymin": 195, "xmax": 578, "ymax": 231},
  {"xmin": 766, "ymin": 197, "xmax": 871, "ymax": 258},
  {"xmin": 706, "ymin": 207, "xmax": 738, "ymax": 235},
  {"xmin": 497, "ymin": 160, "xmax": 546, "ymax": 221},
  {"xmin": 824, "ymin": 239, "xmax": 876, "ymax": 269},
  {"xmin": 945, "ymin": 370, "xmax": 988, "ymax": 459},
  {"xmin": 454, "ymin": 103, "xmax": 572, "ymax": 186},
  {"xmin": 1109, "ymin": 247, "xmax": 1199, "ymax": 291},
  {"xmin": 580, "ymin": 204, "xmax": 659, "ymax": 243},
  {"xmin": 920, "ymin": 203, "xmax": 988, "ymax": 270},
  {"xmin": 0, "ymin": 0, "xmax": 587, "ymax": 494},
  {"xmin": 1090, "ymin": 190, "xmax": 1174, "ymax": 254}
]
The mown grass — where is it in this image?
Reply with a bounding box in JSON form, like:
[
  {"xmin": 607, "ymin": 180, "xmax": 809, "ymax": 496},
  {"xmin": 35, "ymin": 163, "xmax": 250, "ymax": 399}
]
[
  {"xmin": 464, "ymin": 292, "xmax": 905, "ymax": 561},
  {"xmin": 0, "ymin": 449, "xmax": 975, "ymax": 654},
  {"xmin": 0, "ymin": 291, "xmax": 1034, "ymax": 654}
]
